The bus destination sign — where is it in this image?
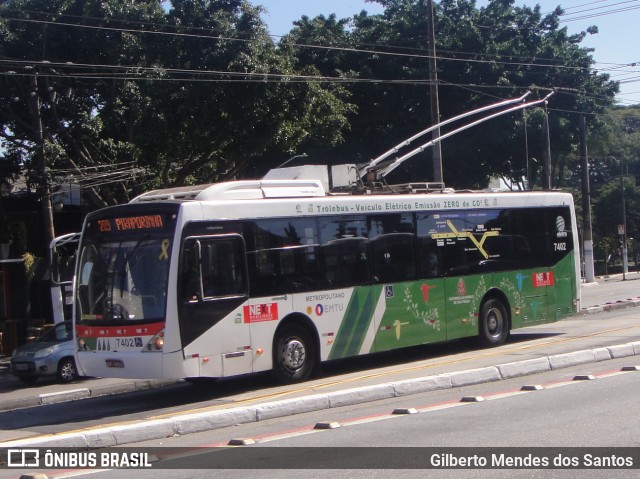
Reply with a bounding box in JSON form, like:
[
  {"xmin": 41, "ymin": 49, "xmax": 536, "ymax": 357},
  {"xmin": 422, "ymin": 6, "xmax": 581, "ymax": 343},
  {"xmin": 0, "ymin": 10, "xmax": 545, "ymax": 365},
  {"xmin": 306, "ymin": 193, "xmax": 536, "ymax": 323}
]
[{"xmin": 95, "ymin": 214, "xmax": 168, "ymax": 234}]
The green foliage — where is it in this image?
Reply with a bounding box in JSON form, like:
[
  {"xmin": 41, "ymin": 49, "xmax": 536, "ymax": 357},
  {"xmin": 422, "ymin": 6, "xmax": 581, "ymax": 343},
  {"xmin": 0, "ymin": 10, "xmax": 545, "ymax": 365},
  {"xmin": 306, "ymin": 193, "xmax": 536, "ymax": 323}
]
[
  {"xmin": 0, "ymin": 0, "xmax": 631, "ymax": 214},
  {"xmin": 0, "ymin": 0, "xmax": 353, "ymax": 206},
  {"xmin": 584, "ymin": 105, "xmax": 640, "ymax": 258},
  {"xmin": 593, "ymin": 177, "xmax": 639, "ymax": 239},
  {"xmin": 300, "ymin": 0, "xmax": 619, "ymax": 187}
]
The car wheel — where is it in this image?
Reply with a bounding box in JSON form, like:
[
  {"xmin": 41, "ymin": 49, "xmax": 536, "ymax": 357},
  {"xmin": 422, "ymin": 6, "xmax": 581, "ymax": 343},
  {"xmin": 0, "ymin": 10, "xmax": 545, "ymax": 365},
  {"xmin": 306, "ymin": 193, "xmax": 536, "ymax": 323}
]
[{"xmin": 57, "ymin": 357, "xmax": 78, "ymax": 383}]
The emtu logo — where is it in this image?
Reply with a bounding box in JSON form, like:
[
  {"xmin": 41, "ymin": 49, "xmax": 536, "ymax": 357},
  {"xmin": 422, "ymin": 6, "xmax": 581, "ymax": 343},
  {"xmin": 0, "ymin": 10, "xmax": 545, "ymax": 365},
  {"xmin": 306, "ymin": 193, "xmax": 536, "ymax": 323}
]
[{"xmin": 556, "ymin": 216, "xmax": 568, "ymax": 238}]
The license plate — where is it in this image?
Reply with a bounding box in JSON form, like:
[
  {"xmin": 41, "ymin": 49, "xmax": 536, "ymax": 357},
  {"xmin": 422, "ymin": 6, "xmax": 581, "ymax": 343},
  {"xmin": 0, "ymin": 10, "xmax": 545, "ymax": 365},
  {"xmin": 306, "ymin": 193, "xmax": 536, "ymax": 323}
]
[
  {"xmin": 105, "ymin": 359, "xmax": 124, "ymax": 368},
  {"xmin": 14, "ymin": 363, "xmax": 28, "ymax": 371}
]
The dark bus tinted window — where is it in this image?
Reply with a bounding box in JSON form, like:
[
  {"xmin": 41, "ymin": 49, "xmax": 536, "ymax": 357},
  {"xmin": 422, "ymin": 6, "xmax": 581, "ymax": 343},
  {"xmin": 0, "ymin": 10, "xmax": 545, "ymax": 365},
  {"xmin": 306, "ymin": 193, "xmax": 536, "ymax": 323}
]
[
  {"xmin": 546, "ymin": 206, "xmax": 574, "ymax": 265},
  {"xmin": 319, "ymin": 216, "xmax": 369, "ymax": 288},
  {"xmin": 245, "ymin": 218, "xmax": 322, "ymax": 296},
  {"xmin": 417, "ymin": 207, "xmax": 563, "ymax": 275},
  {"xmin": 181, "ymin": 235, "xmax": 247, "ymax": 301},
  {"xmin": 368, "ymin": 214, "xmax": 416, "ymax": 283},
  {"xmin": 417, "ymin": 212, "xmax": 469, "ymax": 277},
  {"xmin": 183, "ymin": 204, "xmax": 574, "ymax": 300}
]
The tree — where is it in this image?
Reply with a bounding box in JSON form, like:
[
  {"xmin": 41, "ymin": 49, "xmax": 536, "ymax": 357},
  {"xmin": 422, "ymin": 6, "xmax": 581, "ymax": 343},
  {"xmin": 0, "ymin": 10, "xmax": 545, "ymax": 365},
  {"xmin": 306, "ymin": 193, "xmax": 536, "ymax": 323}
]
[
  {"xmin": 433, "ymin": 0, "xmax": 617, "ymax": 188},
  {"xmin": 585, "ymin": 106, "xmax": 640, "ymax": 264},
  {"xmin": 146, "ymin": 1, "xmax": 354, "ymax": 184},
  {"xmin": 591, "ymin": 176, "xmax": 640, "ymax": 267},
  {"xmin": 287, "ymin": 0, "xmax": 618, "ymax": 188},
  {"xmin": 0, "ymin": 0, "xmax": 354, "ymax": 208},
  {"xmin": 0, "ymin": 0, "xmax": 168, "ymax": 208}
]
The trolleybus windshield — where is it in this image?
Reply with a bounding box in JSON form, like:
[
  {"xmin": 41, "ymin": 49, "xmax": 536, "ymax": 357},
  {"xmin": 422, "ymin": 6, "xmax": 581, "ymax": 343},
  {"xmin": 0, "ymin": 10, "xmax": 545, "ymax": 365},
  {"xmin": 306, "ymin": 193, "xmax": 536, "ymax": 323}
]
[{"xmin": 76, "ymin": 209, "xmax": 177, "ymax": 325}]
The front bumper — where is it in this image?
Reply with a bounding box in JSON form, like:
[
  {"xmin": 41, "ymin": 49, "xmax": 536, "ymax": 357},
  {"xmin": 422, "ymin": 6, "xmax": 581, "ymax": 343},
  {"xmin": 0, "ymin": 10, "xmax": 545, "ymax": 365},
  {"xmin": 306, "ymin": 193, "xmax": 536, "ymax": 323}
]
[{"xmin": 10, "ymin": 358, "xmax": 57, "ymax": 378}]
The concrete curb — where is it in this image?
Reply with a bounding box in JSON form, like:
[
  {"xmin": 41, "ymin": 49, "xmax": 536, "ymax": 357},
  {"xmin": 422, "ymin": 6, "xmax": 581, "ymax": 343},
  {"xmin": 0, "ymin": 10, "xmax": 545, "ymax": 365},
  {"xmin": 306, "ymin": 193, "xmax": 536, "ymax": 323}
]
[
  {"xmin": 579, "ymin": 297, "xmax": 640, "ymax": 315},
  {"xmin": 3, "ymin": 339, "xmax": 640, "ymax": 449}
]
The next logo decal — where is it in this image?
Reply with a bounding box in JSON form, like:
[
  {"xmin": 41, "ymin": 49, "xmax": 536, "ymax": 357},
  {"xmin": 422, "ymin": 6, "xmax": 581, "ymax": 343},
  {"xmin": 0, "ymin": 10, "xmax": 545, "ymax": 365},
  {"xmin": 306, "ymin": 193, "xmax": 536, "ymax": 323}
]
[{"xmin": 243, "ymin": 303, "xmax": 279, "ymax": 323}]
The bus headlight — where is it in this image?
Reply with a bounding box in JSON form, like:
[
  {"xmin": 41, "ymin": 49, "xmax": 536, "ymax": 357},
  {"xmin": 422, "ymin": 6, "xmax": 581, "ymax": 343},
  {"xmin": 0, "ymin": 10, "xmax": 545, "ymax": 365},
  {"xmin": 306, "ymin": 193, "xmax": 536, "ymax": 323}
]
[{"xmin": 143, "ymin": 330, "xmax": 164, "ymax": 352}]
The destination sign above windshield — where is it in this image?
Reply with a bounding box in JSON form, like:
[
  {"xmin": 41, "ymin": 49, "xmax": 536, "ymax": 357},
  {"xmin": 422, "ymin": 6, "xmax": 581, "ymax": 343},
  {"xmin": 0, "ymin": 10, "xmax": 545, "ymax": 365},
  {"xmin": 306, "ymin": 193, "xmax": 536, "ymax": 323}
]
[
  {"xmin": 88, "ymin": 212, "xmax": 176, "ymax": 235},
  {"xmin": 98, "ymin": 215, "xmax": 164, "ymax": 232}
]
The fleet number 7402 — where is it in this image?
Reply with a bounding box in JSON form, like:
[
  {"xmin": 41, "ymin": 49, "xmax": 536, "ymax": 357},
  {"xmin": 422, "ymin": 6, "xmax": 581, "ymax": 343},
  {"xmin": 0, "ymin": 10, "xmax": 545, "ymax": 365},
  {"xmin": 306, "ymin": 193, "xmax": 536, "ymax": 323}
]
[{"xmin": 554, "ymin": 242, "xmax": 567, "ymax": 251}]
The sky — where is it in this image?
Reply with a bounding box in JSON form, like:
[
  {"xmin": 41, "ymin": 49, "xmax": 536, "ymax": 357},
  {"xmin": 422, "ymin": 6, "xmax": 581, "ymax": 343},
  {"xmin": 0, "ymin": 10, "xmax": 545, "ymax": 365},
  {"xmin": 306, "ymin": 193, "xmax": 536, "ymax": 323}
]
[{"xmin": 252, "ymin": 0, "xmax": 640, "ymax": 106}]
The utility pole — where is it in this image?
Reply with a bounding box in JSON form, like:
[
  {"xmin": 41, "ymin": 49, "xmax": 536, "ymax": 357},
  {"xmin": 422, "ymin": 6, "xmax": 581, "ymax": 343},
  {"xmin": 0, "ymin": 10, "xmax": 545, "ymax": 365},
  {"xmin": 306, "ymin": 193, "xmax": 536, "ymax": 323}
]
[
  {"xmin": 580, "ymin": 116, "xmax": 595, "ymax": 283},
  {"xmin": 425, "ymin": 0, "xmax": 443, "ymax": 183},
  {"xmin": 28, "ymin": 69, "xmax": 56, "ymax": 258},
  {"xmin": 523, "ymin": 111, "xmax": 531, "ymax": 189},
  {"xmin": 621, "ymin": 162, "xmax": 628, "ymax": 280},
  {"xmin": 542, "ymin": 105, "xmax": 552, "ymax": 190}
]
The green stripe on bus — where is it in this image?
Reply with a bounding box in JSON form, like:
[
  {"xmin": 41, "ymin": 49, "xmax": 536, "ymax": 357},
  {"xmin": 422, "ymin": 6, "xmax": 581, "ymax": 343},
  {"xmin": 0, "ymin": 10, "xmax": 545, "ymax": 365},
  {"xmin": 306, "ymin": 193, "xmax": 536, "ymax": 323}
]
[{"xmin": 329, "ymin": 287, "xmax": 376, "ymax": 360}]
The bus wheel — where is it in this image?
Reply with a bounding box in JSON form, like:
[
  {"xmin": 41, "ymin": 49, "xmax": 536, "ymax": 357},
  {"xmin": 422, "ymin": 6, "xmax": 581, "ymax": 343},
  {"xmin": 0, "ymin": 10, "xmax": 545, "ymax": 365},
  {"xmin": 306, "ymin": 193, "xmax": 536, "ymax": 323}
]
[
  {"xmin": 274, "ymin": 325, "xmax": 316, "ymax": 384},
  {"xmin": 479, "ymin": 298, "xmax": 509, "ymax": 347}
]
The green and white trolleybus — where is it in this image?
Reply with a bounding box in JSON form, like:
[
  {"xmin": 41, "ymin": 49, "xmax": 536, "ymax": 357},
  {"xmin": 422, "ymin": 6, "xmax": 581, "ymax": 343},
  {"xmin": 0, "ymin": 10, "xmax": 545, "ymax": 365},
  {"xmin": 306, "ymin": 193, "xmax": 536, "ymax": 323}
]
[{"xmin": 73, "ymin": 177, "xmax": 580, "ymax": 383}]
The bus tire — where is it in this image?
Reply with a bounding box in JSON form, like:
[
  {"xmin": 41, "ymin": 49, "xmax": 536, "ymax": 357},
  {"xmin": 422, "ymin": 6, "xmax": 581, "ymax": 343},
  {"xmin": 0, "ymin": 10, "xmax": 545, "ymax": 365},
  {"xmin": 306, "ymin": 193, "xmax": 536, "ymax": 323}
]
[
  {"xmin": 273, "ymin": 324, "xmax": 316, "ymax": 384},
  {"xmin": 478, "ymin": 298, "xmax": 509, "ymax": 347}
]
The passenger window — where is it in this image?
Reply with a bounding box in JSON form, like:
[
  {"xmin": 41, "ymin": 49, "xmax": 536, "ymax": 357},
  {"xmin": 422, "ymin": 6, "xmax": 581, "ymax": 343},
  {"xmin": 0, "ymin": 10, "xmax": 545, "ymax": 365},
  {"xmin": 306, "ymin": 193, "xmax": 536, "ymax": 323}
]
[
  {"xmin": 416, "ymin": 236, "xmax": 441, "ymax": 278},
  {"xmin": 244, "ymin": 218, "xmax": 322, "ymax": 296},
  {"xmin": 368, "ymin": 213, "xmax": 416, "ymax": 283},
  {"xmin": 319, "ymin": 216, "xmax": 369, "ymax": 287},
  {"xmin": 181, "ymin": 236, "xmax": 247, "ymax": 301},
  {"xmin": 417, "ymin": 212, "xmax": 468, "ymax": 276}
]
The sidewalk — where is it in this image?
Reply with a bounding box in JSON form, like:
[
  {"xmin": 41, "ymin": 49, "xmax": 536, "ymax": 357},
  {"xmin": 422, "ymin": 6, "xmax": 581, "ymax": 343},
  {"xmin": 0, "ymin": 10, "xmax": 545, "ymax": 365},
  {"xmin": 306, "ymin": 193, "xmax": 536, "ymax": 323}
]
[{"xmin": 1, "ymin": 275, "xmax": 639, "ymax": 448}]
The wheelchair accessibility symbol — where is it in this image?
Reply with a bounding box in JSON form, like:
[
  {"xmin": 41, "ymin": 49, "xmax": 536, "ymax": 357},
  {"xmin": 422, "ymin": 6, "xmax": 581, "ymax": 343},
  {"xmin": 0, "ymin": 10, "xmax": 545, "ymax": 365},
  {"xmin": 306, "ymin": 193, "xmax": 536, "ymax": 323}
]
[{"xmin": 385, "ymin": 285, "xmax": 394, "ymax": 298}]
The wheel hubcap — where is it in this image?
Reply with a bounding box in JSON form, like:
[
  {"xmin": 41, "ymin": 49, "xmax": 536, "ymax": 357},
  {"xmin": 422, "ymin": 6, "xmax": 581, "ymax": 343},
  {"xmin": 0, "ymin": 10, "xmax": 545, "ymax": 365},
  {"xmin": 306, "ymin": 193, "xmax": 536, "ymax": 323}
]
[
  {"xmin": 487, "ymin": 309, "xmax": 503, "ymax": 336},
  {"xmin": 282, "ymin": 339, "xmax": 306, "ymax": 371},
  {"xmin": 61, "ymin": 363, "xmax": 75, "ymax": 381}
]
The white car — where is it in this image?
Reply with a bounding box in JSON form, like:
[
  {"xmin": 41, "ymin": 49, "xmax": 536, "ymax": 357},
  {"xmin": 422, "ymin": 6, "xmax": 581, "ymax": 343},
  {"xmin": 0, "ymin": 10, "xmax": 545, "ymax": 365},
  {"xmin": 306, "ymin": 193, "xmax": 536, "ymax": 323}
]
[{"xmin": 10, "ymin": 321, "xmax": 80, "ymax": 385}]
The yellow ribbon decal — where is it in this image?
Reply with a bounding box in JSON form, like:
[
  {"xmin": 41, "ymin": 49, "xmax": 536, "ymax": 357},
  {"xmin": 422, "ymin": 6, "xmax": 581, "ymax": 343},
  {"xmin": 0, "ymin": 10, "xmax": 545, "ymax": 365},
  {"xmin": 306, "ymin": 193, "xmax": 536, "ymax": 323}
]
[{"xmin": 159, "ymin": 239, "xmax": 170, "ymax": 260}]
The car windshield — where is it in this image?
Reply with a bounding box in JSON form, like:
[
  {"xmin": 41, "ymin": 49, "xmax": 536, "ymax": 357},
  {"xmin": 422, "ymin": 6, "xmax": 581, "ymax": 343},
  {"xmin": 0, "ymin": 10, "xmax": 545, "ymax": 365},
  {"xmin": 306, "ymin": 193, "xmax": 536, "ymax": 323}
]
[
  {"xmin": 39, "ymin": 323, "xmax": 72, "ymax": 342},
  {"xmin": 76, "ymin": 236, "xmax": 171, "ymax": 323}
]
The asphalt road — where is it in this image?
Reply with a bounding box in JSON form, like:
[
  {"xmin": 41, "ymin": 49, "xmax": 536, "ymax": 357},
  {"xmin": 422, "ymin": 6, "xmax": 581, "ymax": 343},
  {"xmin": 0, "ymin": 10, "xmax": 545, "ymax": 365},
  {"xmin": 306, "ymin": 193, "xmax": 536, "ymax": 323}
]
[{"xmin": 3, "ymin": 357, "xmax": 639, "ymax": 479}]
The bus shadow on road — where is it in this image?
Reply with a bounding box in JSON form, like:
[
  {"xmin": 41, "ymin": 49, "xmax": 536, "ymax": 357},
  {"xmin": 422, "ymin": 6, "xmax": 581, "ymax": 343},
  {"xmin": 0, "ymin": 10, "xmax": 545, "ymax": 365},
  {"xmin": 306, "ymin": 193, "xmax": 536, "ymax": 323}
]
[
  {"xmin": 507, "ymin": 332, "xmax": 565, "ymax": 344},
  {"xmin": 316, "ymin": 331, "xmax": 565, "ymax": 378}
]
